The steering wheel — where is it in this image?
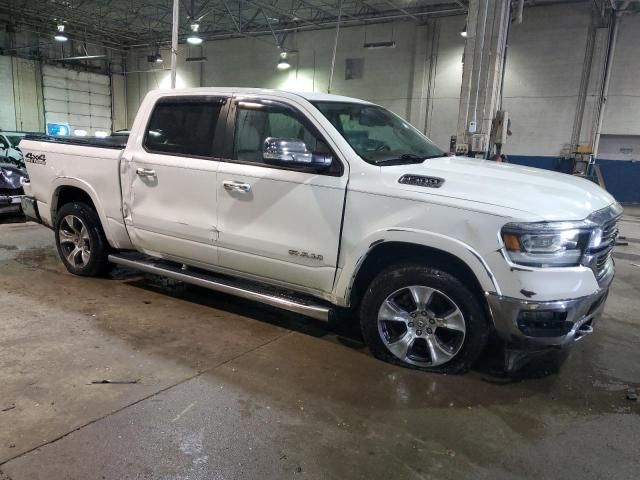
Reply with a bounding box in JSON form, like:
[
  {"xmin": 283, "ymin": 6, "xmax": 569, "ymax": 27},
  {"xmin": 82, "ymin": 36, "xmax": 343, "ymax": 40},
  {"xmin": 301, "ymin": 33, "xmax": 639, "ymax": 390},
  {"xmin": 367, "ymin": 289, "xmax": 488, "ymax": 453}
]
[{"xmin": 375, "ymin": 144, "xmax": 391, "ymax": 152}]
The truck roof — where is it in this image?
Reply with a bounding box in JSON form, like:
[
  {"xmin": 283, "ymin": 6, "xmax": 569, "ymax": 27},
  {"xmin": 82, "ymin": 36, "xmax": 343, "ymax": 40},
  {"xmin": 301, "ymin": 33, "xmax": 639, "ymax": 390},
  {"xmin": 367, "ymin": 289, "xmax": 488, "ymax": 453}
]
[{"xmin": 148, "ymin": 87, "xmax": 374, "ymax": 105}]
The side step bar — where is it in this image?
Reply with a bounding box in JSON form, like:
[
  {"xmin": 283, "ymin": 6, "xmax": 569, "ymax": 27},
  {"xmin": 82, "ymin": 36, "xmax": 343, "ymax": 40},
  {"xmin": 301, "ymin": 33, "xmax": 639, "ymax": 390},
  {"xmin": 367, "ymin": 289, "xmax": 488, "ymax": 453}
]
[{"xmin": 108, "ymin": 254, "xmax": 331, "ymax": 322}]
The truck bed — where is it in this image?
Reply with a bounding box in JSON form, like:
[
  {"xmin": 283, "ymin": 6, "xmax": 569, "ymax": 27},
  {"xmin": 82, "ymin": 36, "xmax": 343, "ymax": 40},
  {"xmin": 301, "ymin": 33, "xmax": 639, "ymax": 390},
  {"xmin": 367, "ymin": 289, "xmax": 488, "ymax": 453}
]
[{"xmin": 20, "ymin": 136, "xmax": 128, "ymax": 247}]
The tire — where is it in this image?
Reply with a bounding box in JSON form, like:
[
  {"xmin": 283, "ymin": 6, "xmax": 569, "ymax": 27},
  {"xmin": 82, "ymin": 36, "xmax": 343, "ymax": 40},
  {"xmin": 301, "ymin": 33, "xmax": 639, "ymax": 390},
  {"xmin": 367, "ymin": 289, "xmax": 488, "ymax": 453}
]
[
  {"xmin": 359, "ymin": 264, "xmax": 488, "ymax": 374},
  {"xmin": 54, "ymin": 202, "xmax": 112, "ymax": 276}
]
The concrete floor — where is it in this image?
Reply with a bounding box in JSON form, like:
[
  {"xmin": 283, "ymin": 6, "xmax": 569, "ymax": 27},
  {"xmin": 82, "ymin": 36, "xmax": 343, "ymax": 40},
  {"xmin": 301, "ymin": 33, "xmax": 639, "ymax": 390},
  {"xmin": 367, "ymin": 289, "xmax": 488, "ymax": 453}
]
[{"xmin": 0, "ymin": 210, "xmax": 639, "ymax": 480}]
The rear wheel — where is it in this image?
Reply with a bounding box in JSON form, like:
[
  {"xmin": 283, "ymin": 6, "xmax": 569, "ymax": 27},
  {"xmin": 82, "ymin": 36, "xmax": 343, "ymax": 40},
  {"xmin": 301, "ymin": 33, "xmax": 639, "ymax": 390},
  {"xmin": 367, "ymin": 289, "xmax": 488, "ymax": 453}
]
[
  {"xmin": 55, "ymin": 202, "xmax": 112, "ymax": 276},
  {"xmin": 359, "ymin": 264, "xmax": 488, "ymax": 374}
]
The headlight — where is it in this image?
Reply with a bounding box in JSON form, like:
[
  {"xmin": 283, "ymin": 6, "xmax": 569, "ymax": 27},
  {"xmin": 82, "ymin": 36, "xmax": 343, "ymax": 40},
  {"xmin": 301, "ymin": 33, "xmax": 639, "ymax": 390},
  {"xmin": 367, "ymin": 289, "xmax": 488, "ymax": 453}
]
[
  {"xmin": 501, "ymin": 222, "xmax": 592, "ymax": 267},
  {"xmin": 0, "ymin": 167, "xmax": 27, "ymax": 189}
]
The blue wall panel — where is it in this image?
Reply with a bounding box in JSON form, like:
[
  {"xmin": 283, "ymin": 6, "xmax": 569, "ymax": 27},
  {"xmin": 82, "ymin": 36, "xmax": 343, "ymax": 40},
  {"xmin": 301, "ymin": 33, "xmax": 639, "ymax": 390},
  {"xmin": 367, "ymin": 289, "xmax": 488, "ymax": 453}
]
[
  {"xmin": 598, "ymin": 159, "xmax": 640, "ymax": 204},
  {"xmin": 507, "ymin": 155, "xmax": 639, "ymax": 204}
]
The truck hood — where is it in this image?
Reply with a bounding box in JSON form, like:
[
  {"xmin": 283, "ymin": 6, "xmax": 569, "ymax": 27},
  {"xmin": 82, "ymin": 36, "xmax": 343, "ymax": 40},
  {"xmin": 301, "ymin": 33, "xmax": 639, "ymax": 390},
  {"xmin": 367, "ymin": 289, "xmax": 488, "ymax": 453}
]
[{"xmin": 380, "ymin": 156, "xmax": 616, "ymax": 221}]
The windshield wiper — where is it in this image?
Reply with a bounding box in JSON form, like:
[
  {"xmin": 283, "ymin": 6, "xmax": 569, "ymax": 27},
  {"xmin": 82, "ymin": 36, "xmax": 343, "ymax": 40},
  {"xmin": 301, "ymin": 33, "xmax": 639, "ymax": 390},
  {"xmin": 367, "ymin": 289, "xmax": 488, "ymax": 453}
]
[{"xmin": 373, "ymin": 154, "xmax": 441, "ymax": 166}]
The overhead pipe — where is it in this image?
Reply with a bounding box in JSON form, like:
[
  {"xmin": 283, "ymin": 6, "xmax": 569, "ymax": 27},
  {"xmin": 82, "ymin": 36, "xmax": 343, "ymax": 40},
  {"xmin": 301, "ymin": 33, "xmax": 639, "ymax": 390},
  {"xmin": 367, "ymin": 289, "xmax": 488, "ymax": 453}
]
[
  {"xmin": 570, "ymin": 7, "xmax": 598, "ymax": 152},
  {"xmin": 471, "ymin": 0, "xmax": 489, "ymax": 134},
  {"xmin": 170, "ymin": 0, "xmax": 179, "ymax": 88},
  {"xmin": 328, "ymin": 0, "xmax": 344, "ymax": 93},
  {"xmin": 592, "ymin": 12, "xmax": 620, "ymax": 159}
]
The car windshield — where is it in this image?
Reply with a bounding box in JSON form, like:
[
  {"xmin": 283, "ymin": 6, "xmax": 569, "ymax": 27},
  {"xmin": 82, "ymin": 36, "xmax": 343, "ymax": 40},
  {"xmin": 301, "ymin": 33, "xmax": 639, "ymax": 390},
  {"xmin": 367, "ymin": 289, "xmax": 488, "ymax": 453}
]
[{"xmin": 312, "ymin": 101, "xmax": 444, "ymax": 165}]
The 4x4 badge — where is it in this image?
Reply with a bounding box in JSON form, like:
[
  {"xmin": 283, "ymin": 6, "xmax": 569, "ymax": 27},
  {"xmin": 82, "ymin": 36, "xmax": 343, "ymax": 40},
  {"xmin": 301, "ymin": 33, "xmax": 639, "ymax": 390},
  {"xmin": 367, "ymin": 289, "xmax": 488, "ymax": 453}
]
[{"xmin": 25, "ymin": 152, "xmax": 47, "ymax": 165}]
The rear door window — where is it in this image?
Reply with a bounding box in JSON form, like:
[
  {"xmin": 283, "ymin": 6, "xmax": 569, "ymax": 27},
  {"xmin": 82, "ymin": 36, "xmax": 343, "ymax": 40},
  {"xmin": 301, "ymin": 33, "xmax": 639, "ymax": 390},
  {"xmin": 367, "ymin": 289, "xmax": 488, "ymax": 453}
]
[{"xmin": 144, "ymin": 96, "xmax": 226, "ymax": 158}]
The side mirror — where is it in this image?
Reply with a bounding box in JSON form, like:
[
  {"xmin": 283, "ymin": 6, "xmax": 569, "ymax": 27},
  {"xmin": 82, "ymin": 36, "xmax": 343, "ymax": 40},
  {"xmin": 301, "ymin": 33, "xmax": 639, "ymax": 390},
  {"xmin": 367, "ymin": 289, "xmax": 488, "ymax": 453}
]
[{"xmin": 263, "ymin": 137, "xmax": 332, "ymax": 169}]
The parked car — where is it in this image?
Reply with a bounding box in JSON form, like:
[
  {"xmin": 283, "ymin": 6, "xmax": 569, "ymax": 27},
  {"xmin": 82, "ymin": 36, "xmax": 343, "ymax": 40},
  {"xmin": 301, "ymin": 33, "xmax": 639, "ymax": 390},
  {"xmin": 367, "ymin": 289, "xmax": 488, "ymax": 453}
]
[
  {"xmin": 0, "ymin": 162, "xmax": 28, "ymax": 216},
  {"xmin": 19, "ymin": 88, "xmax": 622, "ymax": 373},
  {"xmin": 0, "ymin": 131, "xmax": 26, "ymax": 168}
]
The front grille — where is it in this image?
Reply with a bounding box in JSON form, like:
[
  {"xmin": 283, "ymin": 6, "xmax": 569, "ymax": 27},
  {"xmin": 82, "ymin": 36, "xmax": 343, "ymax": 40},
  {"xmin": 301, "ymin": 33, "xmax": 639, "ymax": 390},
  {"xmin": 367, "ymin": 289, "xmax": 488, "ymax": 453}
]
[
  {"xmin": 581, "ymin": 204, "xmax": 622, "ymax": 283},
  {"xmin": 595, "ymin": 250, "xmax": 612, "ymax": 278},
  {"xmin": 588, "ymin": 218, "xmax": 619, "ymax": 279},
  {"xmin": 601, "ymin": 219, "xmax": 619, "ymax": 245}
]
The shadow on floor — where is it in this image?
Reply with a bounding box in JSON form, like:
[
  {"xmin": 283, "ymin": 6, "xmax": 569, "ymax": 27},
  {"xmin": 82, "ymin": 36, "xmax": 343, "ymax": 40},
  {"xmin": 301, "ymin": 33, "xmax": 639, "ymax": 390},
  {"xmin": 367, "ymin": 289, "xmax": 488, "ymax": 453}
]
[{"xmin": 121, "ymin": 270, "xmax": 566, "ymax": 383}]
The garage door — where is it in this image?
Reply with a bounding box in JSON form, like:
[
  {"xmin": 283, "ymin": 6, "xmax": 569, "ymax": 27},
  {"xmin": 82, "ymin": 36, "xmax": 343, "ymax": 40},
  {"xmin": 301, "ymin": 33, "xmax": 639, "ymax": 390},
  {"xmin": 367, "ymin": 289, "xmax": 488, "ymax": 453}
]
[{"xmin": 42, "ymin": 65, "xmax": 111, "ymax": 136}]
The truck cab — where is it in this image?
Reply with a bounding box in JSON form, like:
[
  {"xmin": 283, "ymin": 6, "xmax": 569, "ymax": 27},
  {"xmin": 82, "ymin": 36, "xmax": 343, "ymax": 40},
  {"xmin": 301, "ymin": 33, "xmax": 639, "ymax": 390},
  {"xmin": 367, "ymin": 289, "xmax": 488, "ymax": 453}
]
[{"xmin": 20, "ymin": 88, "xmax": 622, "ymax": 373}]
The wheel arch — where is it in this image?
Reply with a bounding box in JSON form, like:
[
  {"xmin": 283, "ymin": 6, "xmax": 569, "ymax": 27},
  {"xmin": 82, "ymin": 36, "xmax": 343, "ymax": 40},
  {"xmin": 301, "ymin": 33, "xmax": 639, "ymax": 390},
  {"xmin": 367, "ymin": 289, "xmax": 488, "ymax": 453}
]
[
  {"xmin": 50, "ymin": 179, "xmax": 109, "ymax": 239},
  {"xmin": 341, "ymin": 238, "xmax": 499, "ymax": 315}
]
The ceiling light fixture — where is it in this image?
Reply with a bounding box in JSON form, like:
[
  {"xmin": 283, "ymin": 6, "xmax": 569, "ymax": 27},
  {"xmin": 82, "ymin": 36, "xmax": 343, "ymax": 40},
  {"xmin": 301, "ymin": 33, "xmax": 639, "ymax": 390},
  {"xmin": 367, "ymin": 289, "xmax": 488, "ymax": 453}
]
[
  {"xmin": 460, "ymin": 23, "xmax": 467, "ymax": 38},
  {"xmin": 147, "ymin": 46, "xmax": 163, "ymax": 63},
  {"xmin": 54, "ymin": 24, "xmax": 69, "ymax": 42},
  {"xmin": 187, "ymin": 23, "xmax": 203, "ymax": 45},
  {"xmin": 277, "ymin": 51, "xmax": 290, "ymax": 70}
]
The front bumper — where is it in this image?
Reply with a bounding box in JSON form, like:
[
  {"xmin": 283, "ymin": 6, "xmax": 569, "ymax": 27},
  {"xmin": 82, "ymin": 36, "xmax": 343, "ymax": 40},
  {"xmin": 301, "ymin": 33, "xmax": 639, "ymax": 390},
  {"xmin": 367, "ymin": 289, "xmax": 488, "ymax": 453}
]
[
  {"xmin": 487, "ymin": 285, "xmax": 610, "ymax": 349},
  {"xmin": 0, "ymin": 193, "xmax": 23, "ymax": 215}
]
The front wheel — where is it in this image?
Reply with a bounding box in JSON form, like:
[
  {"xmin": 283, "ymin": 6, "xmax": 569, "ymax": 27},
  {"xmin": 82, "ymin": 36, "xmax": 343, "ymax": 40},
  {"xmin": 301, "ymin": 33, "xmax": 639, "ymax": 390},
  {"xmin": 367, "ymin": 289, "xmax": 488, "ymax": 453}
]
[
  {"xmin": 54, "ymin": 202, "xmax": 112, "ymax": 276},
  {"xmin": 359, "ymin": 264, "xmax": 488, "ymax": 374}
]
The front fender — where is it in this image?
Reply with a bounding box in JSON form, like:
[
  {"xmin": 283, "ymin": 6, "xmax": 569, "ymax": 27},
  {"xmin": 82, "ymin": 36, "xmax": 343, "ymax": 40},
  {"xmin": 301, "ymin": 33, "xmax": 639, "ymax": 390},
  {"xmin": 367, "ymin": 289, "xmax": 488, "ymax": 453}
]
[{"xmin": 333, "ymin": 228, "xmax": 501, "ymax": 307}]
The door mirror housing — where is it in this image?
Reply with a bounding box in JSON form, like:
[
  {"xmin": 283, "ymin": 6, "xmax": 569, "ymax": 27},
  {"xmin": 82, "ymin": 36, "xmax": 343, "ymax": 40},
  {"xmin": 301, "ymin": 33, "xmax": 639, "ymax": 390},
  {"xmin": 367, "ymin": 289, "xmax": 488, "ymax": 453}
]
[{"xmin": 263, "ymin": 137, "xmax": 332, "ymax": 169}]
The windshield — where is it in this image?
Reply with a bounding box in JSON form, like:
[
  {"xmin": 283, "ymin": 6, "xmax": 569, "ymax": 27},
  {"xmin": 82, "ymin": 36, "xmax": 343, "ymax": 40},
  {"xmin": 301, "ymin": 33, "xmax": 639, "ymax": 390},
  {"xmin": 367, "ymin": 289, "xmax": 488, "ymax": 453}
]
[
  {"xmin": 7, "ymin": 136, "xmax": 23, "ymax": 147},
  {"xmin": 312, "ymin": 102, "xmax": 444, "ymax": 165}
]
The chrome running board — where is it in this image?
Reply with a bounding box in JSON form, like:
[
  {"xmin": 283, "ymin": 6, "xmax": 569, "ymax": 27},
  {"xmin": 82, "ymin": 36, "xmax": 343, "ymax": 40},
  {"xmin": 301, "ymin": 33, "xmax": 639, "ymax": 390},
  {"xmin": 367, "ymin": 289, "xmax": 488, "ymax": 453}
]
[{"xmin": 108, "ymin": 254, "xmax": 331, "ymax": 322}]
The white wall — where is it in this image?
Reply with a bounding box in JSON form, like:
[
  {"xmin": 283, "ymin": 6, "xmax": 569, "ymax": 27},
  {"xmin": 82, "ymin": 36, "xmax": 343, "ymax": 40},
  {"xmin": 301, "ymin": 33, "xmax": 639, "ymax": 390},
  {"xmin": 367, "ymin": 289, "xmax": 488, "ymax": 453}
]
[
  {"xmin": 602, "ymin": 14, "xmax": 640, "ymax": 135},
  {"xmin": 124, "ymin": 3, "xmax": 640, "ymax": 157},
  {"xmin": 125, "ymin": 44, "xmax": 201, "ymax": 127},
  {"xmin": 0, "ymin": 55, "xmax": 130, "ymax": 135},
  {"xmin": 501, "ymin": 4, "xmax": 591, "ymax": 156},
  {"xmin": 599, "ymin": 134, "xmax": 640, "ymax": 160},
  {"xmin": 423, "ymin": 16, "xmax": 466, "ymax": 149},
  {"xmin": 125, "ymin": 22, "xmax": 426, "ymax": 129}
]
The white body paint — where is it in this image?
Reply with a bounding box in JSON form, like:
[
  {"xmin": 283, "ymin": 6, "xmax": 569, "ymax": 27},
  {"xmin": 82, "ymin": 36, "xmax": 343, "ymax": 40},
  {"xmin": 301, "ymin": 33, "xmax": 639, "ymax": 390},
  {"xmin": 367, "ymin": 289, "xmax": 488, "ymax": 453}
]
[{"xmin": 21, "ymin": 88, "xmax": 618, "ymax": 311}]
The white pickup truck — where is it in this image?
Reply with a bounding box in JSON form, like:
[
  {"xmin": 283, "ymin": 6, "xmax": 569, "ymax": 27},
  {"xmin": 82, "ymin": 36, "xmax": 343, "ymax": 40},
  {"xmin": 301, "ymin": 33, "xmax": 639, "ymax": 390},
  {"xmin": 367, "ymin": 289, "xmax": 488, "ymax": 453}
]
[{"xmin": 20, "ymin": 88, "xmax": 622, "ymax": 373}]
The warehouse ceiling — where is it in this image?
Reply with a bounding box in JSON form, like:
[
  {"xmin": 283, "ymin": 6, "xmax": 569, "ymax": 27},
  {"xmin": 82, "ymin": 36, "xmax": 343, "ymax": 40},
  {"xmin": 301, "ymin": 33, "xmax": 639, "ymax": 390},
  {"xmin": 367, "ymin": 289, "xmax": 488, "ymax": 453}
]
[
  {"xmin": 0, "ymin": 0, "xmax": 626, "ymax": 50},
  {"xmin": 0, "ymin": 0, "xmax": 469, "ymax": 49}
]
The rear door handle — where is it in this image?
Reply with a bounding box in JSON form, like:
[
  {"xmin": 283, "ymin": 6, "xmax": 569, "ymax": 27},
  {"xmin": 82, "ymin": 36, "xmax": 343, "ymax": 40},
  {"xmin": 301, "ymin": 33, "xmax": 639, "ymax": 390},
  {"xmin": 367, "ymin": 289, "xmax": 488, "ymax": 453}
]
[
  {"xmin": 136, "ymin": 168, "xmax": 156, "ymax": 177},
  {"xmin": 223, "ymin": 180, "xmax": 251, "ymax": 193}
]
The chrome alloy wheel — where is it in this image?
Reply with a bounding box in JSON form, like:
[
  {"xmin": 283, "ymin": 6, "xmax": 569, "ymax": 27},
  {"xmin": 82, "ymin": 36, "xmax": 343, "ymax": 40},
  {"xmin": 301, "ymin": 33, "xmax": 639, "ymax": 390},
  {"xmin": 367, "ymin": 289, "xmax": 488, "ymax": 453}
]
[
  {"xmin": 58, "ymin": 215, "xmax": 92, "ymax": 268},
  {"xmin": 377, "ymin": 286, "xmax": 466, "ymax": 367}
]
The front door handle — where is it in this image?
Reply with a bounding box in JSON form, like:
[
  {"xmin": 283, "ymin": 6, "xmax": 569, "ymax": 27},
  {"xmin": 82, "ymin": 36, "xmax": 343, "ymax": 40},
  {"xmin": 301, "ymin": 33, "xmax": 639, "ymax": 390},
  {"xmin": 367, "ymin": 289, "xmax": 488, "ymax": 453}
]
[
  {"xmin": 223, "ymin": 180, "xmax": 251, "ymax": 193},
  {"xmin": 136, "ymin": 168, "xmax": 156, "ymax": 177}
]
